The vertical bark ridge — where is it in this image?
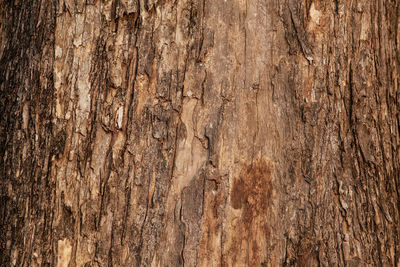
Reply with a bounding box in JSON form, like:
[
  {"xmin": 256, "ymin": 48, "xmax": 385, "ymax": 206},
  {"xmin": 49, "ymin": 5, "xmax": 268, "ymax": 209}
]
[{"xmin": 0, "ymin": 1, "xmax": 57, "ymax": 266}]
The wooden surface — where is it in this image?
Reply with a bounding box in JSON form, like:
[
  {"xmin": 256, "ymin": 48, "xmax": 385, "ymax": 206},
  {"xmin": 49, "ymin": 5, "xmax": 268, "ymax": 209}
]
[{"xmin": 1, "ymin": 0, "xmax": 399, "ymax": 266}]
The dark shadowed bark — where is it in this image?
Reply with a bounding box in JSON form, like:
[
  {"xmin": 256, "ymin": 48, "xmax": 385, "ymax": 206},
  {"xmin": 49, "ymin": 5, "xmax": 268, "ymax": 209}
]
[{"xmin": 1, "ymin": 0, "xmax": 399, "ymax": 266}]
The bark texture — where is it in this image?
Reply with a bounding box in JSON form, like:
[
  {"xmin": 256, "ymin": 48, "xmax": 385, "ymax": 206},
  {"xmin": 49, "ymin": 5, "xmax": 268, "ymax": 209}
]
[{"xmin": 1, "ymin": 0, "xmax": 400, "ymax": 266}]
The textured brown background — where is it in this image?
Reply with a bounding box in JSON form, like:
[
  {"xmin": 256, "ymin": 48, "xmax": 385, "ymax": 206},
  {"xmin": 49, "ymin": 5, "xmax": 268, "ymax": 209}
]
[{"xmin": 1, "ymin": 0, "xmax": 399, "ymax": 266}]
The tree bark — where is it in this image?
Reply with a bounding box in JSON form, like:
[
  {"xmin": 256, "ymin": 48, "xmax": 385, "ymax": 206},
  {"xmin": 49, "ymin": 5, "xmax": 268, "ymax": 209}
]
[{"xmin": 1, "ymin": 0, "xmax": 399, "ymax": 266}]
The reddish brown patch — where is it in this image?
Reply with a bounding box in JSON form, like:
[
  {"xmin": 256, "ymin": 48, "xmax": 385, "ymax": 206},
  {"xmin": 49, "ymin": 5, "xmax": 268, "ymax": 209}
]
[
  {"xmin": 227, "ymin": 159, "xmax": 274, "ymax": 265},
  {"xmin": 231, "ymin": 159, "xmax": 273, "ymax": 225}
]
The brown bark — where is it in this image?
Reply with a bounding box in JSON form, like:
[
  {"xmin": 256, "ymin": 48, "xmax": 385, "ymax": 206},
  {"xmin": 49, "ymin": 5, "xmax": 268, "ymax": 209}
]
[{"xmin": 1, "ymin": 0, "xmax": 399, "ymax": 266}]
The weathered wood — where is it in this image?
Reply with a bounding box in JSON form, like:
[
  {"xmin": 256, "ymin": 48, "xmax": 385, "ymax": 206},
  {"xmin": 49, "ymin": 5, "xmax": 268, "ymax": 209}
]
[{"xmin": 1, "ymin": 0, "xmax": 399, "ymax": 266}]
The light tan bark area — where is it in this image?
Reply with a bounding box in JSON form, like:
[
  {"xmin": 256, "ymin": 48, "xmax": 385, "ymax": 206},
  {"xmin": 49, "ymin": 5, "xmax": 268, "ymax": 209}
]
[{"xmin": 1, "ymin": 0, "xmax": 399, "ymax": 266}]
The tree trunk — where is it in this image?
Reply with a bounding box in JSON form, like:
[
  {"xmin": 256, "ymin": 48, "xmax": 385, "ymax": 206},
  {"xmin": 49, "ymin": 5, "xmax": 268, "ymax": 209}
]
[{"xmin": 1, "ymin": 0, "xmax": 399, "ymax": 266}]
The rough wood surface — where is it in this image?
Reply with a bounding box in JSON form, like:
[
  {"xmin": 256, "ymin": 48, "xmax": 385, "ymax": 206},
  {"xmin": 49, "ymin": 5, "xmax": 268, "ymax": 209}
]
[{"xmin": 1, "ymin": 0, "xmax": 399, "ymax": 266}]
